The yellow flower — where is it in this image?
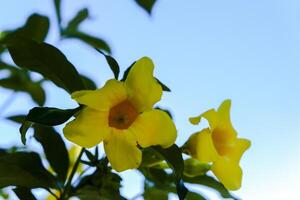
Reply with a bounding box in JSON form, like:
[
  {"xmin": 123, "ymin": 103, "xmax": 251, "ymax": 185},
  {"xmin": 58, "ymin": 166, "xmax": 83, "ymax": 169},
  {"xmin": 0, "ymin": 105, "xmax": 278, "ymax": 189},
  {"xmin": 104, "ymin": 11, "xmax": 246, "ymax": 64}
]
[
  {"xmin": 185, "ymin": 100, "xmax": 251, "ymax": 190},
  {"xmin": 63, "ymin": 57, "xmax": 177, "ymax": 172}
]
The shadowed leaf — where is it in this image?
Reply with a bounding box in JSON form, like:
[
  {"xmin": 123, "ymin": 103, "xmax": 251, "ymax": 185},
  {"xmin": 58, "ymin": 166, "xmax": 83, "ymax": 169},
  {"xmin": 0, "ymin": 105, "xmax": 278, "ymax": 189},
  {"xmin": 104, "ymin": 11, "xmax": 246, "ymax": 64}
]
[
  {"xmin": 5, "ymin": 38, "xmax": 86, "ymax": 94},
  {"xmin": 134, "ymin": 0, "xmax": 157, "ymax": 15},
  {"xmin": 96, "ymin": 49, "xmax": 120, "ymax": 79},
  {"xmin": 152, "ymin": 145, "xmax": 188, "ymax": 200},
  {"xmin": 0, "ymin": 152, "xmax": 58, "ymax": 189},
  {"xmin": 64, "ymin": 31, "xmax": 111, "ymax": 53},
  {"xmin": 0, "ymin": 13, "xmax": 49, "ymax": 43},
  {"xmin": 25, "ymin": 106, "xmax": 81, "ymax": 126},
  {"xmin": 66, "ymin": 8, "xmax": 89, "ymax": 32},
  {"xmin": 13, "ymin": 187, "xmax": 37, "ymax": 200},
  {"xmin": 183, "ymin": 175, "xmax": 239, "ymax": 200},
  {"xmin": 34, "ymin": 125, "xmax": 69, "ymax": 183}
]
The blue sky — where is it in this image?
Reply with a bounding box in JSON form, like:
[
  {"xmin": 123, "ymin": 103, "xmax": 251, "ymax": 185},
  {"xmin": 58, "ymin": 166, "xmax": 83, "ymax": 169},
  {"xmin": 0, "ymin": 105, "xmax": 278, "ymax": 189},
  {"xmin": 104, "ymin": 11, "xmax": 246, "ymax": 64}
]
[{"xmin": 0, "ymin": 0, "xmax": 299, "ymax": 199}]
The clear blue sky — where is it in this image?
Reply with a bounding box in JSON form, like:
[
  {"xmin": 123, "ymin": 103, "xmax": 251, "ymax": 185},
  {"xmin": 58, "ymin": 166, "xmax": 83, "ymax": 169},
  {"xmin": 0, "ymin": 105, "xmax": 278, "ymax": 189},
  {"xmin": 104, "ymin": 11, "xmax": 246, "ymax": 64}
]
[{"xmin": 0, "ymin": 0, "xmax": 299, "ymax": 199}]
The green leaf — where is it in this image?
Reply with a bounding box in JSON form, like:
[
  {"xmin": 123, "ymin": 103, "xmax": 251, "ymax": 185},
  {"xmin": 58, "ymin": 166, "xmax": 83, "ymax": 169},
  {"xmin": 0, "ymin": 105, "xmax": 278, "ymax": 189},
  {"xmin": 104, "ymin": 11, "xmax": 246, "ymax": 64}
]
[
  {"xmin": 13, "ymin": 187, "xmax": 37, "ymax": 200},
  {"xmin": 81, "ymin": 74, "xmax": 97, "ymax": 90},
  {"xmin": 1, "ymin": 14, "xmax": 49, "ymax": 43},
  {"xmin": 0, "ymin": 152, "xmax": 58, "ymax": 188},
  {"xmin": 121, "ymin": 62, "xmax": 135, "ymax": 81},
  {"xmin": 5, "ymin": 38, "xmax": 86, "ymax": 93},
  {"xmin": 152, "ymin": 145, "xmax": 188, "ymax": 200},
  {"xmin": 156, "ymin": 78, "xmax": 171, "ymax": 92},
  {"xmin": 75, "ymin": 169, "xmax": 124, "ymax": 200},
  {"xmin": 64, "ymin": 31, "xmax": 111, "ymax": 53},
  {"xmin": 140, "ymin": 147, "xmax": 164, "ymax": 167},
  {"xmin": 121, "ymin": 63, "xmax": 171, "ymax": 91},
  {"xmin": 183, "ymin": 175, "xmax": 238, "ymax": 200},
  {"xmin": 53, "ymin": 0, "xmax": 62, "ymax": 32},
  {"xmin": 66, "ymin": 8, "xmax": 89, "ymax": 32},
  {"xmin": 144, "ymin": 186, "xmax": 168, "ymax": 200},
  {"xmin": 0, "ymin": 68, "xmax": 46, "ymax": 106},
  {"xmin": 34, "ymin": 125, "xmax": 69, "ymax": 183},
  {"xmin": 134, "ymin": 0, "xmax": 157, "ymax": 15},
  {"xmin": 19, "ymin": 121, "xmax": 33, "ymax": 145},
  {"xmin": 183, "ymin": 159, "xmax": 211, "ymax": 177},
  {"xmin": 96, "ymin": 49, "xmax": 120, "ymax": 79},
  {"xmin": 17, "ymin": 107, "xmax": 80, "ymax": 144},
  {"xmin": 25, "ymin": 106, "xmax": 81, "ymax": 126},
  {"xmin": 185, "ymin": 191, "xmax": 207, "ymax": 200}
]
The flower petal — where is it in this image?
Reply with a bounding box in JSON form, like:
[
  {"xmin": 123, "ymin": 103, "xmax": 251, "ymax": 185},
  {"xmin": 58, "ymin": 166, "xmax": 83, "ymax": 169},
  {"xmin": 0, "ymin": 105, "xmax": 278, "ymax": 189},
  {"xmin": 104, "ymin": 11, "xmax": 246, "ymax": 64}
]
[
  {"xmin": 227, "ymin": 138, "xmax": 251, "ymax": 164},
  {"xmin": 129, "ymin": 109, "xmax": 177, "ymax": 148},
  {"xmin": 194, "ymin": 128, "xmax": 219, "ymax": 163},
  {"xmin": 104, "ymin": 129, "xmax": 142, "ymax": 172},
  {"xmin": 63, "ymin": 108, "xmax": 110, "ymax": 148},
  {"xmin": 125, "ymin": 57, "xmax": 162, "ymax": 112},
  {"xmin": 217, "ymin": 99, "xmax": 236, "ymax": 132},
  {"xmin": 189, "ymin": 109, "xmax": 218, "ymax": 130},
  {"xmin": 211, "ymin": 157, "xmax": 242, "ymax": 190},
  {"xmin": 71, "ymin": 79, "xmax": 127, "ymax": 111}
]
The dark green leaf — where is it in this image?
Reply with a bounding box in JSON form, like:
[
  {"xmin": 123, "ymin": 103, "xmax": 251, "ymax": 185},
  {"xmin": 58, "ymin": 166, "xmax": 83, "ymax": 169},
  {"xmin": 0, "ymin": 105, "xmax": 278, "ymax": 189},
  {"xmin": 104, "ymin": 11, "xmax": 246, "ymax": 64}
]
[
  {"xmin": 183, "ymin": 159, "xmax": 211, "ymax": 177},
  {"xmin": 156, "ymin": 78, "xmax": 171, "ymax": 92},
  {"xmin": 0, "ymin": 72, "xmax": 46, "ymax": 106},
  {"xmin": 6, "ymin": 115, "xmax": 26, "ymax": 124},
  {"xmin": 0, "ymin": 152, "xmax": 58, "ymax": 188},
  {"xmin": 13, "ymin": 187, "xmax": 37, "ymax": 200},
  {"xmin": 19, "ymin": 121, "xmax": 33, "ymax": 145},
  {"xmin": 53, "ymin": 0, "xmax": 62, "ymax": 32},
  {"xmin": 75, "ymin": 169, "xmax": 124, "ymax": 200},
  {"xmin": 144, "ymin": 186, "xmax": 168, "ymax": 200},
  {"xmin": 152, "ymin": 145, "xmax": 188, "ymax": 200},
  {"xmin": 140, "ymin": 147, "xmax": 164, "ymax": 167},
  {"xmin": 1, "ymin": 14, "xmax": 49, "ymax": 43},
  {"xmin": 34, "ymin": 125, "xmax": 69, "ymax": 183},
  {"xmin": 6, "ymin": 38, "xmax": 86, "ymax": 94},
  {"xmin": 96, "ymin": 49, "xmax": 120, "ymax": 79},
  {"xmin": 134, "ymin": 0, "xmax": 157, "ymax": 15},
  {"xmin": 64, "ymin": 31, "xmax": 111, "ymax": 53},
  {"xmin": 81, "ymin": 74, "xmax": 97, "ymax": 90},
  {"xmin": 121, "ymin": 62, "xmax": 135, "ymax": 81},
  {"xmin": 25, "ymin": 106, "xmax": 81, "ymax": 126},
  {"xmin": 183, "ymin": 175, "xmax": 238, "ymax": 200},
  {"xmin": 185, "ymin": 191, "xmax": 207, "ymax": 200},
  {"xmin": 66, "ymin": 8, "xmax": 89, "ymax": 32},
  {"xmin": 18, "ymin": 107, "xmax": 80, "ymax": 145}
]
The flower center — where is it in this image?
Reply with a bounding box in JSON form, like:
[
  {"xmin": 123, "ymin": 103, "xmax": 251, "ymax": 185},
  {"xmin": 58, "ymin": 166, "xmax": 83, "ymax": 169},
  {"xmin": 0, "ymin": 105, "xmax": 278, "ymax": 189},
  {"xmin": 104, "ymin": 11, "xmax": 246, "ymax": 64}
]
[{"xmin": 108, "ymin": 100, "xmax": 139, "ymax": 130}]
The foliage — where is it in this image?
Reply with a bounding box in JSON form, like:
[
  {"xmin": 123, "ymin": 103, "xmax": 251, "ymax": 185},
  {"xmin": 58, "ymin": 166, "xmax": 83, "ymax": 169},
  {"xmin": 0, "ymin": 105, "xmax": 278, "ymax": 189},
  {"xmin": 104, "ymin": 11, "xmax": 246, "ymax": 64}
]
[{"xmin": 0, "ymin": 0, "xmax": 248, "ymax": 200}]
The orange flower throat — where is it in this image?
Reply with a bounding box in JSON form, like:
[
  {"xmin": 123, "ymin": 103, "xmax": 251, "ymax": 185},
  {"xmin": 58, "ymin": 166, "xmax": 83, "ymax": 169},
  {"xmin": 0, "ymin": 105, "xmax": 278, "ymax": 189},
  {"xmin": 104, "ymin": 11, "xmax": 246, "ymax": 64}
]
[{"xmin": 109, "ymin": 100, "xmax": 139, "ymax": 129}]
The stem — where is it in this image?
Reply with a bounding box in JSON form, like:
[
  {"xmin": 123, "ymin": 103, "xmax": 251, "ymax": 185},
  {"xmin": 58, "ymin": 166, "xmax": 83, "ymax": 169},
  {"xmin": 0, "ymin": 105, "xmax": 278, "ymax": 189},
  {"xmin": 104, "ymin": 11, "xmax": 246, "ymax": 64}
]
[{"xmin": 60, "ymin": 147, "xmax": 85, "ymax": 200}]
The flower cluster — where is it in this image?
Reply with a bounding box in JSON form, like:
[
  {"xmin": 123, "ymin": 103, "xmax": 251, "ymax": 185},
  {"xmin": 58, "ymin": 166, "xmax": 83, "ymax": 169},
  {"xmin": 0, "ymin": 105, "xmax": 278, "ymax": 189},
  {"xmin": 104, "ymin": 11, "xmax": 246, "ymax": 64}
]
[{"xmin": 63, "ymin": 57, "xmax": 250, "ymax": 190}]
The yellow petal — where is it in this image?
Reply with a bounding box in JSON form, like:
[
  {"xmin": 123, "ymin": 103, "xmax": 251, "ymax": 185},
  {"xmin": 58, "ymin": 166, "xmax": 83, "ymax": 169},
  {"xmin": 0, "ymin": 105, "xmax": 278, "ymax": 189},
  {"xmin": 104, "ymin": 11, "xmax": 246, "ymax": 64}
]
[
  {"xmin": 63, "ymin": 108, "xmax": 110, "ymax": 148},
  {"xmin": 227, "ymin": 138, "xmax": 251, "ymax": 164},
  {"xmin": 194, "ymin": 128, "xmax": 219, "ymax": 163},
  {"xmin": 129, "ymin": 109, "xmax": 177, "ymax": 148},
  {"xmin": 211, "ymin": 157, "xmax": 242, "ymax": 190},
  {"xmin": 217, "ymin": 99, "xmax": 236, "ymax": 132},
  {"xmin": 189, "ymin": 109, "xmax": 218, "ymax": 130},
  {"xmin": 104, "ymin": 129, "xmax": 142, "ymax": 172},
  {"xmin": 125, "ymin": 57, "xmax": 162, "ymax": 112},
  {"xmin": 71, "ymin": 79, "xmax": 127, "ymax": 111},
  {"xmin": 212, "ymin": 100, "xmax": 238, "ymax": 155}
]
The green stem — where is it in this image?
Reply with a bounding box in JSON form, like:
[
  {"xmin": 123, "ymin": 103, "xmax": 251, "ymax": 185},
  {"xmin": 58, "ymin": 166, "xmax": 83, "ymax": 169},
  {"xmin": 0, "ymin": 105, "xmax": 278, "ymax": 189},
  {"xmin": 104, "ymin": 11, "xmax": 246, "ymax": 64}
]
[{"xmin": 60, "ymin": 147, "xmax": 85, "ymax": 200}]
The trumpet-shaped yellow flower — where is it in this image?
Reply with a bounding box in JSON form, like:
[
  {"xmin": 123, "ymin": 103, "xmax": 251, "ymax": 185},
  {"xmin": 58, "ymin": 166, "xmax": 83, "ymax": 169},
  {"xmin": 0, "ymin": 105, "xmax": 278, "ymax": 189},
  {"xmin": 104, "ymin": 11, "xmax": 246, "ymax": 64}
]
[
  {"xmin": 63, "ymin": 57, "xmax": 177, "ymax": 172},
  {"xmin": 185, "ymin": 100, "xmax": 251, "ymax": 190}
]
